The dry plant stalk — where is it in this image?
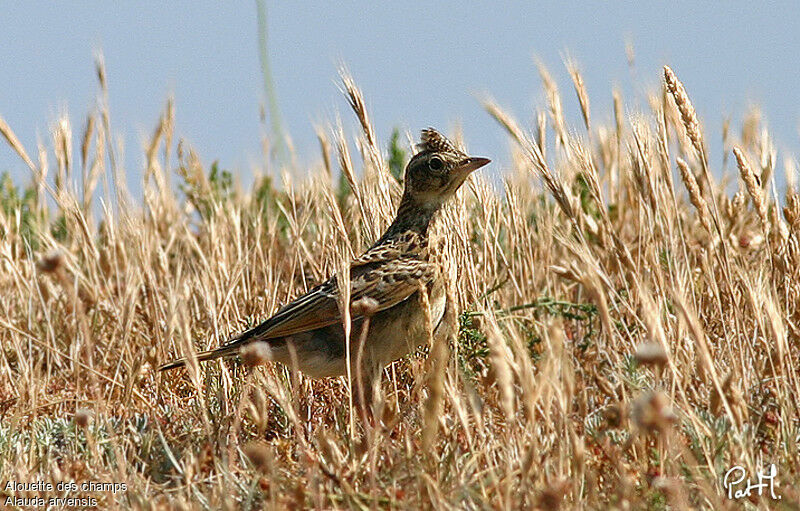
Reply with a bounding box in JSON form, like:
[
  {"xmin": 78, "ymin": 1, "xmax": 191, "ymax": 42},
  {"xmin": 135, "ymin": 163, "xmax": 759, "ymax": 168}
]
[
  {"xmin": 484, "ymin": 312, "xmax": 516, "ymax": 425},
  {"xmin": 420, "ymin": 282, "xmax": 448, "ymax": 451}
]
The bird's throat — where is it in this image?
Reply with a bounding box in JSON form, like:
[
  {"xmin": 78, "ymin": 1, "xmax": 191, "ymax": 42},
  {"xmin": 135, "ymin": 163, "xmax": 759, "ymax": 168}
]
[{"xmin": 374, "ymin": 197, "xmax": 439, "ymax": 246}]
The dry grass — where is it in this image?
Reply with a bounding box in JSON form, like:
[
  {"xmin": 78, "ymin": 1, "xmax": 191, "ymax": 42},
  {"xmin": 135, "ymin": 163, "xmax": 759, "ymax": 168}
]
[{"xmin": 1, "ymin": 59, "xmax": 799, "ymax": 510}]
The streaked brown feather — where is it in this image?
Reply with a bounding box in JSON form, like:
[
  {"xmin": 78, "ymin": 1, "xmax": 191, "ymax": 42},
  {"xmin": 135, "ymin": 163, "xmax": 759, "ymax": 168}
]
[
  {"xmin": 244, "ymin": 232, "xmax": 433, "ymax": 340},
  {"xmin": 158, "ymin": 232, "xmax": 436, "ymax": 371}
]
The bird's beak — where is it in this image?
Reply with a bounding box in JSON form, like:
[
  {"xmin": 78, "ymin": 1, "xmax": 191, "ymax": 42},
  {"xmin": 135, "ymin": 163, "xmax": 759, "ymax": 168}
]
[{"xmin": 457, "ymin": 157, "xmax": 491, "ymax": 174}]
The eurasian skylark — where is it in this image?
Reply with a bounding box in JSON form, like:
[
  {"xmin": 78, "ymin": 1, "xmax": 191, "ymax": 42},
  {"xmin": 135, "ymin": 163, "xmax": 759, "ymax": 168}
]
[{"xmin": 160, "ymin": 128, "xmax": 489, "ymax": 387}]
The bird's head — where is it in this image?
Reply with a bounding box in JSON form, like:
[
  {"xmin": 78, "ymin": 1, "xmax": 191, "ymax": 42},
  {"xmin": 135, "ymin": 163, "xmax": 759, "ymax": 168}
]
[{"xmin": 401, "ymin": 128, "xmax": 490, "ymax": 210}]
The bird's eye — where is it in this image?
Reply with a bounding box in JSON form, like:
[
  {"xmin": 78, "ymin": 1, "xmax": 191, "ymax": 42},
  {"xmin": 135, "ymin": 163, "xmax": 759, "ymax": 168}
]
[{"xmin": 429, "ymin": 156, "xmax": 444, "ymax": 172}]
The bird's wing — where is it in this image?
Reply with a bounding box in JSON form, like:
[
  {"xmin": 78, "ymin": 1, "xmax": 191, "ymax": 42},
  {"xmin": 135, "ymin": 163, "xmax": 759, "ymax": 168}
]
[{"xmin": 238, "ymin": 241, "xmax": 436, "ymax": 342}]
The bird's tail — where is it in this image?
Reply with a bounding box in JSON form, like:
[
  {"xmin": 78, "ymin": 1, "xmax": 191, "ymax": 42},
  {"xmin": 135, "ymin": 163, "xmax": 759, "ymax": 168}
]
[{"xmin": 158, "ymin": 338, "xmax": 250, "ymax": 372}]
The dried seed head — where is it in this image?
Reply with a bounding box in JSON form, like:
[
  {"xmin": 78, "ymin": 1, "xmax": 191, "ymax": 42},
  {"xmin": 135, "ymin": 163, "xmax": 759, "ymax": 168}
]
[
  {"xmin": 734, "ymin": 146, "xmax": 769, "ymax": 233},
  {"xmin": 339, "ymin": 68, "xmax": 377, "ymax": 151},
  {"xmin": 484, "ymin": 99, "xmax": 526, "ymax": 146},
  {"xmin": 722, "ymin": 196, "xmax": 735, "ymax": 221},
  {"xmin": 634, "ymin": 342, "xmax": 668, "ymax": 368},
  {"xmin": 550, "ymin": 264, "xmax": 581, "ymax": 282},
  {"xmin": 0, "ymin": 115, "xmax": 37, "ymax": 173},
  {"xmin": 783, "ymin": 190, "xmax": 800, "ymax": 232},
  {"xmin": 74, "ymin": 409, "xmax": 92, "ymax": 428},
  {"xmin": 613, "ymin": 88, "xmax": 623, "ymax": 143},
  {"xmin": 676, "ymin": 158, "xmax": 713, "ymax": 235},
  {"xmin": 37, "ymin": 250, "xmax": 64, "ymax": 273},
  {"xmin": 663, "ymin": 66, "xmax": 704, "ymax": 156},
  {"xmin": 604, "ymin": 402, "xmax": 627, "ymax": 429},
  {"xmin": 771, "ymin": 204, "xmax": 790, "ymax": 243},
  {"xmin": 485, "ymin": 317, "xmax": 516, "ymax": 422},
  {"xmin": 567, "ymin": 59, "xmax": 591, "ymax": 132},
  {"xmin": 240, "ymin": 342, "xmax": 272, "ymax": 368},
  {"xmin": 594, "ymin": 373, "xmax": 618, "ymax": 399},
  {"xmin": 315, "ymin": 427, "xmax": 346, "ymax": 469},
  {"xmin": 710, "ymin": 373, "xmax": 747, "ymax": 425},
  {"xmin": 732, "ymin": 190, "xmax": 747, "ymax": 214},
  {"xmin": 314, "ymin": 125, "xmax": 332, "ymax": 178},
  {"xmin": 537, "ymin": 60, "xmax": 568, "ymax": 150},
  {"xmin": 632, "ymin": 391, "xmax": 676, "ymax": 433},
  {"xmin": 537, "ymin": 110, "xmax": 547, "ymax": 157}
]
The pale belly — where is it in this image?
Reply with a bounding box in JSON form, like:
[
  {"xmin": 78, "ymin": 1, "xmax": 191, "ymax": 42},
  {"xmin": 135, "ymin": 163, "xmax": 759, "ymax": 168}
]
[
  {"xmin": 369, "ymin": 287, "xmax": 447, "ymax": 366},
  {"xmin": 268, "ymin": 287, "xmax": 447, "ymax": 379}
]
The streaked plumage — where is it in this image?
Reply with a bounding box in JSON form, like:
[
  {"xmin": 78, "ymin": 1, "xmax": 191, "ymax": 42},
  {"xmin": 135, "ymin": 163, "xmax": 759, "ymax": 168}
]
[{"xmin": 159, "ymin": 128, "xmax": 489, "ymax": 384}]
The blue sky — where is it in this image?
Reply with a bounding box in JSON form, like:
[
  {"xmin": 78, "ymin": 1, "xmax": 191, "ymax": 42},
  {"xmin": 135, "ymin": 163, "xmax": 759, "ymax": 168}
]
[{"xmin": 2, "ymin": 2, "xmax": 799, "ymax": 193}]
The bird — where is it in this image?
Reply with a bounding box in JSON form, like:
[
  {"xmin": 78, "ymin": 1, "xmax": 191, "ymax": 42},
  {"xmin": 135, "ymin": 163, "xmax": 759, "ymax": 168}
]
[{"xmin": 159, "ymin": 128, "xmax": 489, "ymax": 392}]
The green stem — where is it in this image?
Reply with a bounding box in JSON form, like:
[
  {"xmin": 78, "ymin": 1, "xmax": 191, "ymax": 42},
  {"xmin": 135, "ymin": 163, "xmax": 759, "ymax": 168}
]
[{"xmin": 256, "ymin": 0, "xmax": 287, "ymax": 164}]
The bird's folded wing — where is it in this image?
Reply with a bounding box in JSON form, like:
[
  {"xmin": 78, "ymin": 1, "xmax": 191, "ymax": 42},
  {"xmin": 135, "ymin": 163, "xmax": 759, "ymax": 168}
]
[{"xmin": 239, "ymin": 255, "xmax": 437, "ymax": 341}]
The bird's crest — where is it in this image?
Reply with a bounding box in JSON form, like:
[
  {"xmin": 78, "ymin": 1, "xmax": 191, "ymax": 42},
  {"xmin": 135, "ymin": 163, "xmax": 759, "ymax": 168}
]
[{"xmin": 418, "ymin": 128, "xmax": 464, "ymax": 156}]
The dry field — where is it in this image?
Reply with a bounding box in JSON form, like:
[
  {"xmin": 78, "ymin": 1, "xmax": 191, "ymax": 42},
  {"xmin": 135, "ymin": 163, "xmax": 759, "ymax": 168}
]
[{"xmin": 1, "ymin": 60, "xmax": 799, "ymax": 509}]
